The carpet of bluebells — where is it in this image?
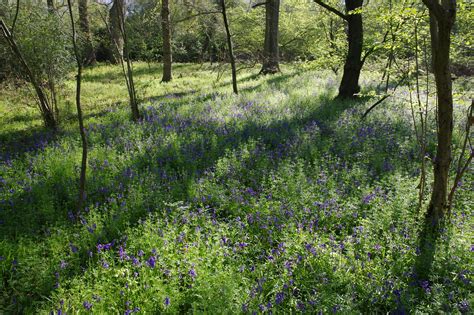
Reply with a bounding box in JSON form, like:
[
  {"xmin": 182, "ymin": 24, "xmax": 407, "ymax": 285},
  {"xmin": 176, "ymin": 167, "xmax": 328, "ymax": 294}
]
[{"xmin": 0, "ymin": 64, "xmax": 472, "ymax": 314}]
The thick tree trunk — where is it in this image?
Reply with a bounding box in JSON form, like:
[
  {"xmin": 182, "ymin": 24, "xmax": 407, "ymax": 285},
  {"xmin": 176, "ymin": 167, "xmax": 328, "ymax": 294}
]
[
  {"xmin": 426, "ymin": 4, "xmax": 455, "ymax": 227},
  {"xmin": 220, "ymin": 0, "xmax": 238, "ymax": 94},
  {"xmin": 78, "ymin": 0, "xmax": 95, "ymax": 66},
  {"xmin": 261, "ymin": 0, "xmax": 280, "ymax": 74},
  {"xmin": 109, "ymin": 0, "xmax": 124, "ymax": 64},
  {"xmin": 338, "ymin": 0, "xmax": 363, "ymax": 98},
  {"xmin": 161, "ymin": 0, "xmax": 172, "ymax": 82}
]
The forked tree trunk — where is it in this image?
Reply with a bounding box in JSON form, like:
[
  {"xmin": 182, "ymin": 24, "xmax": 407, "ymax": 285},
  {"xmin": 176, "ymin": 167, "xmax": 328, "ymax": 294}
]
[
  {"xmin": 261, "ymin": 0, "xmax": 280, "ymax": 74},
  {"xmin": 338, "ymin": 0, "xmax": 363, "ymax": 98},
  {"xmin": 314, "ymin": 0, "xmax": 364, "ymax": 98},
  {"xmin": 78, "ymin": 0, "xmax": 95, "ymax": 65},
  {"xmin": 423, "ymin": 0, "xmax": 456, "ymax": 227},
  {"xmin": 161, "ymin": 0, "xmax": 172, "ymax": 82},
  {"xmin": 117, "ymin": 1, "xmax": 140, "ymax": 121},
  {"xmin": 220, "ymin": 0, "xmax": 238, "ymax": 94},
  {"xmin": 109, "ymin": 0, "xmax": 124, "ymax": 63}
]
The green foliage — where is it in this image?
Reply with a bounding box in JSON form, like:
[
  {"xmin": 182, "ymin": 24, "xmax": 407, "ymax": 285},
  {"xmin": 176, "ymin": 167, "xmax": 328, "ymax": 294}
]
[
  {"xmin": 1, "ymin": 2, "xmax": 74, "ymax": 126},
  {"xmin": 0, "ymin": 63, "xmax": 472, "ymax": 314}
]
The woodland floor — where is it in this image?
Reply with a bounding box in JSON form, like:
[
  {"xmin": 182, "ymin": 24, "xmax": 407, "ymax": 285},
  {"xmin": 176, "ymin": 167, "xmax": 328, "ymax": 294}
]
[{"xmin": 0, "ymin": 63, "xmax": 472, "ymax": 314}]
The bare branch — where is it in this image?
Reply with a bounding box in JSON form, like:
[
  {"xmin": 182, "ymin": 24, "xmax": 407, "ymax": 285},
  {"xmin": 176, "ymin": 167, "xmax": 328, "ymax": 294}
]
[
  {"xmin": 361, "ymin": 94, "xmax": 391, "ymax": 119},
  {"xmin": 362, "ymin": 74, "xmax": 408, "ymax": 119},
  {"xmin": 448, "ymin": 101, "xmax": 473, "ymax": 212},
  {"xmin": 313, "ymin": 0, "xmax": 347, "ymax": 21},
  {"xmin": 251, "ymin": 2, "xmax": 268, "ymax": 9}
]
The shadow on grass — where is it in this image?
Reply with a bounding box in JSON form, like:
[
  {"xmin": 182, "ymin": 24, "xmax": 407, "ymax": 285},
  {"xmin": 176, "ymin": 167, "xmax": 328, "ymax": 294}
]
[
  {"xmin": 2, "ymin": 71, "xmax": 402, "ymax": 312},
  {"xmin": 81, "ymin": 63, "xmax": 191, "ymax": 83},
  {"xmin": 0, "ymin": 126, "xmax": 61, "ymax": 161},
  {"xmin": 0, "ymin": 91, "xmax": 358, "ymax": 237}
]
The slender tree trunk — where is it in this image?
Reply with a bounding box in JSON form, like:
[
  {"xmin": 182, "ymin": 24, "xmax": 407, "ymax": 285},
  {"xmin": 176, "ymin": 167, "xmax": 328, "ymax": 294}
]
[
  {"xmin": 117, "ymin": 0, "xmax": 140, "ymax": 121},
  {"xmin": 0, "ymin": 18, "xmax": 57, "ymax": 129},
  {"xmin": 338, "ymin": 0, "xmax": 363, "ymax": 98},
  {"xmin": 109, "ymin": 0, "xmax": 124, "ymax": 63},
  {"xmin": 220, "ymin": 0, "xmax": 238, "ymax": 94},
  {"xmin": 66, "ymin": 0, "xmax": 88, "ymax": 212},
  {"xmin": 161, "ymin": 0, "xmax": 172, "ymax": 82},
  {"xmin": 414, "ymin": 0, "xmax": 457, "ymax": 283},
  {"xmin": 425, "ymin": 2, "xmax": 456, "ymax": 227},
  {"xmin": 78, "ymin": 0, "xmax": 95, "ymax": 66},
  {"xmin": 261, "ymin": 0, "xmax": 280, "ymax": 74}
]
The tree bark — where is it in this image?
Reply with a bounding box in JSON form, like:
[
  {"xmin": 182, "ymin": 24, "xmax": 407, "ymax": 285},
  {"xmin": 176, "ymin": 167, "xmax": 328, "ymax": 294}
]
[
  {"xmin": 78, "ymin": 0, "xmax": 95, "ymax": 66},
  {"xmin": 47, "ymin": 0, "xmax": 55, "ymax": 13},
  {"xmin": 424, "ymin": 0, "xmax": 456, "ymax": 227},
  {"xmin": 161, "ymin": 0, "xmax": 172, "ymax": 82},
  {"xmin": 220, "ymin": 0, "xmax": 238, "ymax": 94},
  {"xmin": 338, "ymin": 0, "xmax": 363, "ymax": 98},
  {"xmin": 66, "ymin": 0, "xmax": 88, "ymax": 212},
  {"xmin": 109, "ymin": 0, "xmax": 124, "ymax": 64},
  {"xmin": 261, "ymin": 0, "xmax": 280, "ymax": 74}
]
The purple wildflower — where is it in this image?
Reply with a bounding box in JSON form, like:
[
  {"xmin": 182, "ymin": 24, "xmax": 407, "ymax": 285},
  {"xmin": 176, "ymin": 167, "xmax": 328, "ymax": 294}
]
[
  {"xmin": 70, "ymin": 243, "xmax": 78, "ymax": 253},
  {"xmin": 275, "ymin": 292, "xmax": 284, "ymax": 304},
  {"xmin": 362, "ymin": 193, "xmax": 376, "ymax": 204},
  {"xmin": 83, "ymin": 301, "xmax": 93, "ymax": 310},
  {"xmin": 146, "ymin": 256, "xmax": 156, "ymax": 268},
  {"xmin": 458, "ymin": 300, "xmax": 470, "ymax": 313},
  {"xmin": 119, "ymin": 246, "xmax": 127, "ymax": 261}
]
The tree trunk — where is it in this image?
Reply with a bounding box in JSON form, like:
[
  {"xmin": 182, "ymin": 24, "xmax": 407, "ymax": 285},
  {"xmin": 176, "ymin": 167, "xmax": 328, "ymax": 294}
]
[
  {"xmin": 0, "ymin": 18, "xmax": 57, "ymax": 129},
  {"xmin": 220, "ymin": 0, "xmax": 238, "ymax": 94},
  {"xmin": 338, "ymin": 0, "xmax": 363, "ymax": 98},
  {"xmin": 116, "ymin": 0, "xmax": 140, "ymax": 121},
  {"xmin": 47, "ymin": 0, "xmax": 55, "ymax": 13},
  {"xmin": 425, "ymin": 2, "xmax": 456, "ymax": 228},
  {"xmin": 261, "ymin": 0, "xmax": 280, "ymax": 74},
  {"xmin": 66, "ymin": 0, "xmax": 88, "ymax": 211},
  {"xmin": 109, "ymin": 0, "xmax": 124, "ymax": 64},
  {"xmin": 161, "ymin": 0, "xmax": 172, "ymax": 82},
  {"xmin": 78, "ymin": 0, "xmax": 95, "ymax": 66}
]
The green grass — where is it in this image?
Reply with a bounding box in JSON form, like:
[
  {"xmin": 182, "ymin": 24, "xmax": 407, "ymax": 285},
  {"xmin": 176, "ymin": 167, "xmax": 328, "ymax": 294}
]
[{"xmin": 0, "ymin": 63, "xmax": 472, "ymax": 314}]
